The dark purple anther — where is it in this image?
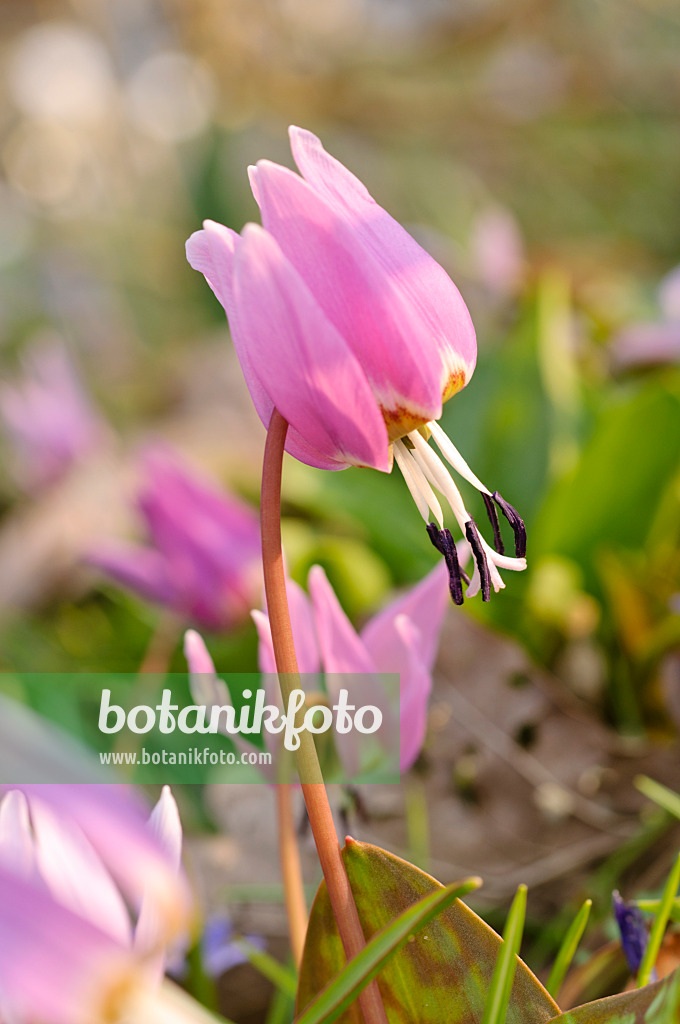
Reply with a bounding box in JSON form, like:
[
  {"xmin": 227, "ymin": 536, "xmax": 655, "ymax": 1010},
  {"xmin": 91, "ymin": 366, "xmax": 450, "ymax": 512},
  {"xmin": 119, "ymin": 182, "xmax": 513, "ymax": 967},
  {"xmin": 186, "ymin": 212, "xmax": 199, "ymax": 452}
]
[
  {"xmin": 465, "ymin": 519, "xmax": 491, "ymax": 602},
  {"xmin": 492, "ymin": 491, "xmax": 527, "ymax": 558},
  {"xmin": 426, "ymin": 523, "xmax": 465, "ymax": 605}
]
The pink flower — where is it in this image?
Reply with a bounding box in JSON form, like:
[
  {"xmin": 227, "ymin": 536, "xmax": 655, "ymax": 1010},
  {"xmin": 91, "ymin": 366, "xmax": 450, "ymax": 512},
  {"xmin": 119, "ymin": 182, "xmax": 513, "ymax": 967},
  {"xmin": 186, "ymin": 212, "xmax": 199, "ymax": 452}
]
[
  {"xmin": 610, "ymin": 264, "xmax": 680, "ymax": 371},
  {"xmin": 469, "ymin": 206, "xmax": 525, "ymax": 299},
  {"xmin": 0, "ymin": 784, "xmax": 195, "ymax": 1024},
  {"xmin": 0, "ymin": 336, "xmax": 105, "ymax": 493},
  {"xmin": 186, "ymin": 127, "xmax": 527, "ymax": 603},
  {"xmin": 186, "ymin": 560, "xmax": 449, "ymax": 773},
  {"xmin": 89, "ymin": 447, "xmax": 261, "ymax": 630}
]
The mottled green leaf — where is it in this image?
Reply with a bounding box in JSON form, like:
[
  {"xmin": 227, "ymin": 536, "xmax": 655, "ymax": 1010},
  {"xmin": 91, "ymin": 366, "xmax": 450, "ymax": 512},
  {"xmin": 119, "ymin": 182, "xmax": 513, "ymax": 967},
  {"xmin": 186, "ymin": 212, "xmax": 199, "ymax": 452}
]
[
  {"xmin": 546, "ymin": 968, "xmax": 680, "ymax": 1024},
  {"xmin": 295, "ymin": 877, "xmax": 480, "ymax": 1024},
  {"xmin": 296, "ymin": 840, "xmax": 559, "ymax": 1024}
]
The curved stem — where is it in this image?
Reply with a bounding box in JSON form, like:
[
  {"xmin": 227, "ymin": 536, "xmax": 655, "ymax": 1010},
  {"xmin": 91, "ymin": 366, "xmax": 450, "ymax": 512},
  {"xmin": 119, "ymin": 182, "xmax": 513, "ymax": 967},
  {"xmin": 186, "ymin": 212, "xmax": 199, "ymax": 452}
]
[
  {"xmin": 261, "ymin": 409, "xmax": 388, "ymax": 1024},
  {"xmin": 276, "ymin": 784, "xmax": 307, "ymax": 967}
]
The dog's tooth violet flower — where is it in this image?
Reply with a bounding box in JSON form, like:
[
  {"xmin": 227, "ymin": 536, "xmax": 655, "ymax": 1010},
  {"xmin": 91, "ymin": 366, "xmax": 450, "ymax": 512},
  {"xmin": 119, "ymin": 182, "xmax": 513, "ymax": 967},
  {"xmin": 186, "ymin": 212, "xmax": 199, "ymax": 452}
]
[
  {"xmin": 0, "ymin": 785, "xmax": 199, "ymax": 1024},
  {"xmin": 186, "ymin": 126, "xmax": 526, "ymax": 603},
  {"xmin": 89, "ymin": 446, "xmax": 261, "ymax": 630}
]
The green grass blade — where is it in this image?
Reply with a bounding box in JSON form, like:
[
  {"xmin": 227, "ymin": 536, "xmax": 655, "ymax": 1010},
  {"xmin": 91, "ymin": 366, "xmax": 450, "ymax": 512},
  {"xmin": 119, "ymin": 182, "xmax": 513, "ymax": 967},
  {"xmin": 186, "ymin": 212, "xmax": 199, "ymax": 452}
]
[
  {"xmin": 481, "ymin": 884, "xmax": 527, "ymax": 1024},
  {"xmin": 545, "ymin": 899, "xmax": 592, "ymax": 999},
  {"xmin": 234, "ymin": 939, "xmax": 298, "ymax": 998},
  {"xmin": 637, "ymin": 852, "xmax": 680, "ymax": 988},
  {"xmin": 635, "ymin": 776, "xmax": 680, "ymax": 819},
  {"xmin": 635, "ymin": 897, "xmax": 680, "ymax": 923},
  {"xmin": 294, "ymin": 876, "xmax": 481, "ymax": 1024}
]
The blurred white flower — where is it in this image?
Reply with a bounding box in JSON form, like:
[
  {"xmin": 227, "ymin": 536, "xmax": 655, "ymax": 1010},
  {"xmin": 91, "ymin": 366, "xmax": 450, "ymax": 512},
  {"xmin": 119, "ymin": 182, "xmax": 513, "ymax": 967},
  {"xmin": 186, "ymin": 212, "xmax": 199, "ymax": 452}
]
[
  {"xmin": 8, "ymin": 22, "xmax": 115, "ymax": 127},
  {"xmin": 124, "ymin": 52, "xmax": 216, "ymax": 144}
]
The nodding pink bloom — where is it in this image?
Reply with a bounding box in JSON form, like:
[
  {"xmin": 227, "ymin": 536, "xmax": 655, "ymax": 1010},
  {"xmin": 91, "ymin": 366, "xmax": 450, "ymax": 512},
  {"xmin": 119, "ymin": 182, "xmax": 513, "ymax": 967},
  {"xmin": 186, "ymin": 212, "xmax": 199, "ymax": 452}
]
[
  {"xmin": 0, "ymin": 337, "xmax": 105, "ymax": 493},
  {"xmin": 89, "ymin": 447, "xmax": 261, "ymax": 631},
  {"xmin": 0, "ymin": 785, "xmax": 194, "ymax": 1024},
  {"xmin": 186, "ymin": 560, "xmax": 449, "ymax": 773},
  {"xmin": 186, "ymin": 126, "xmax": 527, "ymax": 604}
]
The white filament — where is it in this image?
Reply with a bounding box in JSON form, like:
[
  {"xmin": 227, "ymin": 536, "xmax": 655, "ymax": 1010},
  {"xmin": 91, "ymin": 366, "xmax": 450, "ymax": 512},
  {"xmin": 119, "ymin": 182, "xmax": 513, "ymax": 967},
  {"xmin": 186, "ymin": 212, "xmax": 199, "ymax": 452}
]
[
  {"xmin": 400, "ymin": 428, "xmax": 527, "ymax": 599},
  {"xmin": 393, "ymin": 439, "xmax": 444, "ymax": 528},
  {"xmin": 428, "ymin": 420, "xmax": 491, "ymax": 495}
]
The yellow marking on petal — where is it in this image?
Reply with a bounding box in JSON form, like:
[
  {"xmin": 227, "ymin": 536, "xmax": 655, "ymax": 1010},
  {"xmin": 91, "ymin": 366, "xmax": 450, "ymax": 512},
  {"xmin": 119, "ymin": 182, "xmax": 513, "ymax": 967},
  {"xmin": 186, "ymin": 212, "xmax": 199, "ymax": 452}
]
[
  {"xmin": 382, "ymin": 406, "xmax": 431, "ymax": 443},
  {"xmin": 442, "ymin": 368, "xmax": 467, "ymax": 405}
]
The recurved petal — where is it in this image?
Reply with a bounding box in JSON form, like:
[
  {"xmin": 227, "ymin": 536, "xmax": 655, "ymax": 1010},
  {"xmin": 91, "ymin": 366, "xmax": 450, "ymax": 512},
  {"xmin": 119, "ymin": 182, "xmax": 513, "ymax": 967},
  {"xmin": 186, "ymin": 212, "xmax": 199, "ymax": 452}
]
[
  {"xmin": 288, "ymin": 126, "xmax": 477, "ymax": 387},
  {"xmin": 135, "ymin": 787, "xmax": 183, "ymax": 965},
  {"xmin": 232, "ymin": 224, "xmax": 390, "ymax": 471},
  {"xmin": 14, "ymin": 785, "xmax": 193, "ymax": 947},
  {"xmin": 185, "ymin": 220, "xmax": 240, "ymax": 312},
  {"xmin": 360, "ymin": 561, "xmax": 449, "ymax": 672},
  {"xmin": 29, "ymin": 797, "xmax": 133, "ymax": 947},
  {"xmin": 252, "ymin": 577, "xmax": 320, "ymax": 675},
  {"xmin": 249, "ymin": 160, "xmax": 446, "ymax": 428},
  {"xmin": 391, "ymin": 616, "xmax": 433, "ymax": 773},
  {"xmin": 308, "ymin": 565, "xmax": 375, "ymax": 675}
]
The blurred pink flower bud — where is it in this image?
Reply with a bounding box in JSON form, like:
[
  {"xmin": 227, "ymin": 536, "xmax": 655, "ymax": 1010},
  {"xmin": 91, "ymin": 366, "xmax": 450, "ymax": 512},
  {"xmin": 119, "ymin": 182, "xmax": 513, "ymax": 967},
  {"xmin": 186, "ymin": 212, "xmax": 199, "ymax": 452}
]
[
  {"xmin": 469, "ymin": 206, "xmax": 525, "ymax": 299},
  {"xmin": 611, "ymin": 264, "xmax": 680, "ymax": 371},
  {"xmin": 0, "ymin": 336, "xmax": 105, "ymax": 493},
  {"xmin": 89, "ymin": 447, "xmax": 261, "ymax": 631}
]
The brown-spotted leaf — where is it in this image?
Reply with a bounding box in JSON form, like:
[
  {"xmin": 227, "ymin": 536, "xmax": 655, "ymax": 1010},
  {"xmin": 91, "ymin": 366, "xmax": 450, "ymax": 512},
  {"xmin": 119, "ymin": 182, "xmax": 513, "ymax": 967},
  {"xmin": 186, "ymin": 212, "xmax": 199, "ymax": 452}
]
[
  {"xmin": 296, "ymin": 839, "xmax": 559, "ymax": 1024},
  {"xmin": 546, "ymin": 967, "xmax": 680, "ymax": 1024}
]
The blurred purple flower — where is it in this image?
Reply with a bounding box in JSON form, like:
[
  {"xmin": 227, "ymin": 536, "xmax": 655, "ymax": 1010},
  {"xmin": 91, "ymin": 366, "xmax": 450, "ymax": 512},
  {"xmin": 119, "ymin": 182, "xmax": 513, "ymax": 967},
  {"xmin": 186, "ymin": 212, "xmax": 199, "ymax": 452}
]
[
  {"xmin": 186, "ymin": 561, "xmax": 450, "ymax": 774},
  {"xmin": 201, "ymin": 913, "xmax": 265, "ymax": 977},
  {"xmin": 89, "ymin": 447, "xmax": 261, "ymax": 631},
  {"xmin": 186, "ymin": 126, "xmax": 527, "ymax": 604},
  {"xmin": 613, "ymin": 890, "xmax": 653, "ymax": 978},
  {"xmin": 611, "ymin": 264, "xmax": 680, "ymax": 371},
  {"xmin": 0, "ymin": 784, "xmax": 193, "ymax": 1024},
  {"xmin": 0, "ymin": 336, "xmax": 105, "ymax": 493}
]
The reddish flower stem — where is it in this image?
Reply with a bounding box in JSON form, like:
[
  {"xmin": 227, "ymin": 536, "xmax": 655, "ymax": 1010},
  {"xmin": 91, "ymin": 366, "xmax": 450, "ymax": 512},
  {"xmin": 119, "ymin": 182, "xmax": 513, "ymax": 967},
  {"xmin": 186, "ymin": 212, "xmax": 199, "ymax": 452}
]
[
  {"xmin": 276, "ymin": 784, "xmax": 307, "ymax": 967},
  {"xmin": 261, "ymin": 409, "xmax": 388, "ymax": 1024}
]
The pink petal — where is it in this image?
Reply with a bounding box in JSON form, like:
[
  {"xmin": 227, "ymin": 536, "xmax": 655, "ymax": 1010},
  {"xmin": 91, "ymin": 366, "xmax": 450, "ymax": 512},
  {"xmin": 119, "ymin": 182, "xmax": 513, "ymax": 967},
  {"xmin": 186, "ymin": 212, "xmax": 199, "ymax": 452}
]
[
  {"xmin": 0, "ymin": 790, "xmax": 37, "ymax": 880},
  {"xmin": 187, "ymin": 222, "xmax": 362, "ymax": 471},
  {"xmin": 232, "ymin": 224, "xmax": 390, "ymax": 471},
  {"xmin": 29, "ymin": 796, "xmax": 132, "ymax": 947},
  {"xmin": 13, "ymin": 784, "xmax": 192, "ymax": 947},
  {"xmin": 135, "ymin": 787, "xmax": 183, "ymax": 963},
  {"xmin": 361, "ymin": 561, "xmax": 449, "ymax": 671},
  {"xmin": 0, "ymin": 865, "xmax": 135, "ymax": 1024},
  {"xmin": 307, "ymin": 565, "xmax": 396, "ymax": 778},
  {"xmin": 392, "ymin": 615, "xmax": 433, "ymax": 772},
  {"xmin": 308, "ymin": 565, "xmax": 375, "ymax": 675},
  {"xmin": 250, "ymin": 159, "xmax": 446, "ymax": 427},
  {"xmin": 186, "ymin": 220, "xmax": 240, "ymax": 311},
  {"xmin": 252, "ymin": 577, "xmax": 320, "ymax": 675},
  {"xmin": 184, "ymin": 629, "xmax": 217, "ymax": 676},
  {"xmin": 610, "ymin": 323, "xmax": 680, "ymax": 370},
  {"xmin": 87, "ymin": 544, "xmax": 176, "ymax": 607},
  {"xmin": 289, "ymin": 126, "xmax": 477, "ymax": 386}
]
